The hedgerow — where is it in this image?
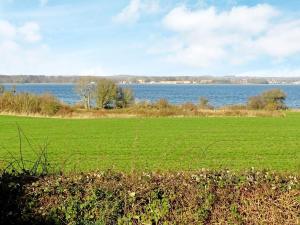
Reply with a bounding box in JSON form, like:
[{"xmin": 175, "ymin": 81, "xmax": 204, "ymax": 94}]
[{"xmin": 0, "ymin": 169, "xmax": 299, "ymax": 225}]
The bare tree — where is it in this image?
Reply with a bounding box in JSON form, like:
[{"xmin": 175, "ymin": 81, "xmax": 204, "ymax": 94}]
[{"xmin": 75, "ymin": 78, "xmax": 96, "ymax": 109}]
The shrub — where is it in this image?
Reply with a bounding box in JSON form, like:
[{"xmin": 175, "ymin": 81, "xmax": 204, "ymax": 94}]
[
  {"xmin": 247, "ymin": 96, "xmax": 265, "ymax": 110},
  {"xmin": 0, "ymin": 91, "xmax": 65, "ymax": 116},
  {"xmin": 262, "ymin": 89, "xmax": 287, "ymax": 110},
  {"xmin": 247, "ymin": 89, "xmax": 287, "ymax": 110},
  {"xmin": 39, "ymin": 94, "xmax": 62, "ymax": 115}
]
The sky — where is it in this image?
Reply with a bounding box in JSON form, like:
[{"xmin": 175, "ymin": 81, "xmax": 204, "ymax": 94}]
[{"xmin": 0, "ymin": 0, "xmax": 300, "ymax": 76}]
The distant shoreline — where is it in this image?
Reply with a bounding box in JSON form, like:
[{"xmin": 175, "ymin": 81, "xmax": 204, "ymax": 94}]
[{"xmin": 2, "ymin": 82, "xmax": 300, "ymax": 85}]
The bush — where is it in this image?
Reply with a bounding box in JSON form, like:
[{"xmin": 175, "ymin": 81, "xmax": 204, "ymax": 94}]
[
  {"xmin": 39, "ymin": 94, "xmax": 62, "ymax": 115},
  {"xmin": 0, "ymin": 91, "xmax": 66, "ymax": 116},
  {"xmin": 247, "ymin": 89, "xmax": 287, "ymax": 110},
  {"xmin": 247, "ymin": 96, "xmax": 265, "ymax": 110}
]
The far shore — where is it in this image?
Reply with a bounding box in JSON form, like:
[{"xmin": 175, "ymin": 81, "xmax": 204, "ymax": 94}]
[{"xmin": 2, "ymin": 82, "xmax": 300, "ymax": 85}]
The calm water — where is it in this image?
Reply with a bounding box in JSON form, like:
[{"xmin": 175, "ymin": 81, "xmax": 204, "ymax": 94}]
[{"xmin": 3, "ymin": 84, "xmax": 300, "ymax": 108}]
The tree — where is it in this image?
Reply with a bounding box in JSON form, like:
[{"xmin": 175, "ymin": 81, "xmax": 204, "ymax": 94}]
[
  {"xmin": 95, "ymin": 79, "xmax": 117, "ymax": 109},
  {"xmin": 75, "ymin": 78, "xmax": 96, "ymax": 109}
]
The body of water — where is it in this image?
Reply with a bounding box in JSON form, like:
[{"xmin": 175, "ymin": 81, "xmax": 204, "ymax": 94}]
[{"xmin": 3, "ymin": 83, "xmax": 300, "ymax": 108}]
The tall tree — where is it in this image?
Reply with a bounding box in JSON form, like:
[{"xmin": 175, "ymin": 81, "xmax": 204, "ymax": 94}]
[{"xmin": 75, "ymin": 78, "xmax": 96, "ymax": 109}]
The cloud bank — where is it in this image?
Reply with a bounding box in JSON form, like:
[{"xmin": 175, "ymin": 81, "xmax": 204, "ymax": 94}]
[{"xmin": 155, "ymin": 4, "xmax": 300, "ymax": 68}]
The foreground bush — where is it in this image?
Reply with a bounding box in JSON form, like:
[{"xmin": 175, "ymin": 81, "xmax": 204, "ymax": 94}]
[{"xmin": 0, "ymin": 169, "xmax": 299, "ymax": 225}]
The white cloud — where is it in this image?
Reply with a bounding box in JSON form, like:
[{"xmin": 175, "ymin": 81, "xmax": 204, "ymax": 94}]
[
  {"xmin": 153, "ymin": 4, "xmax": 300, "ymax": 68},
  {"xmin": 256, "ymin": 20, "xmax": 300, "ymax": 58},
  {"xmin": 0, "ymin": 20, "xmax": 42, "ymax": 43},
  {"xmin": 113, "ymin": 0, "xmax": 160, "ymax": 24},
  {"xmin": 0, "ymin": 19, "xmax": 109, "ymax": 75},
  {"xmin": 0, "ymin": 20, "xmax": 47, "ymax": 74},
  {"xmin": 0, "ymin": 20, "xmax": 16, "ymax": 39},
  {"xmin": 18, "ymin": 22, "xmax": 42, "ymax": 42}
]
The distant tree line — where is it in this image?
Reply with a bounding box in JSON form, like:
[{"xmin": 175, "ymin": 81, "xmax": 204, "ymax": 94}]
[{"xmin": 2, "ymin": 75, "xmax": 300, "ymax": 84}]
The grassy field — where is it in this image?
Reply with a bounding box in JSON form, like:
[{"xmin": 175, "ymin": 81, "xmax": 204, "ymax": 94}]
[{"xmin": 0, "ymin": 114, "xmax": 299, "ymax": 172}]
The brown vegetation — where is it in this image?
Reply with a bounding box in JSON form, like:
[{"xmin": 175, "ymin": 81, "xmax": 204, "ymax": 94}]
[{"xmin": 0, "ymin": 91, "xmax": 73, "ymax": 116}]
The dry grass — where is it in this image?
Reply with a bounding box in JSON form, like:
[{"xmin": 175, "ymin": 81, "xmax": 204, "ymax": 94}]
[{"xmin": 0, "ymin": 108, "xmax": 286, "ymax": 119}]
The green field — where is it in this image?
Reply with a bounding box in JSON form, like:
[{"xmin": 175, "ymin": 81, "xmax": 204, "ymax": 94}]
[{"xmin": 0, "ymin": 114, "xmax": 299, "ymax": 172}]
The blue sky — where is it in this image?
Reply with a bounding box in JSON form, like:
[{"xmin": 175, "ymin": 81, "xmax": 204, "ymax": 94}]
[{"xmin": 0, "ymin": 0, "xmax": 300, "ymax": 76}]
